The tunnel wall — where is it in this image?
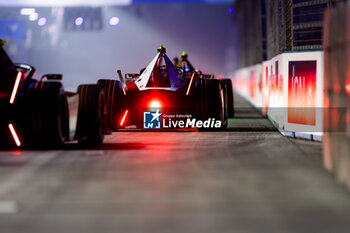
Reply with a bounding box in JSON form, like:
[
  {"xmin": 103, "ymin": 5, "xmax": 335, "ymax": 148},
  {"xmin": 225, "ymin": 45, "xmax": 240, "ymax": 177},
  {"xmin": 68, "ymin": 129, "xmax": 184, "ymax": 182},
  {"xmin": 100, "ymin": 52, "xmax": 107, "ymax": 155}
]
[
  {"xmin": 231, "ymin": 51, "xmax": 324, "ymax": 141},
  {"xmin": 322, "ymin": 2, "xmax": 350, "ymax": 190}
]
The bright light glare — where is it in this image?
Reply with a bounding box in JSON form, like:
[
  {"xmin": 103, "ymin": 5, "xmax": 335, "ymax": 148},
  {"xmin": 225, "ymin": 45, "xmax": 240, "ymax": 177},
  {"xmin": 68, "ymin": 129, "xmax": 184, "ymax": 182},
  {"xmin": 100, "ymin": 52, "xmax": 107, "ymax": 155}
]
[
  {"xmin": 228, "ymin": 7, "xmax": 234, "ymax": 15},
  {"xmin": 10, "ymin": 72, "xmax": 22, "ymax": 104},
  {"xmin": 8, "ymin": 124, "xmax": 21, "ymax": 147},
  {"xmin": 346, "ymin": 83, "xmax": 350, "ymax": 95},
  {"xmin": 29, "ymin": 13, "xmax": 39, "ymax": 21},
  {"xmin": 75, "ymin": 17, "xmax": 84, "ymax": 26},
  {"xmin": 20, "ymin": 8, "xmax": 35, "ymax": 15},
  {"xmin": 150, "ymin": 100, "xmax": 161, "ymax": 108},
  {"xmin": 109, "ymin": 17, "xmax": 120, "ymax": 26},
  {"xmin": 37, "ymin": 17, "xmax": 47, "ymax": 26}
]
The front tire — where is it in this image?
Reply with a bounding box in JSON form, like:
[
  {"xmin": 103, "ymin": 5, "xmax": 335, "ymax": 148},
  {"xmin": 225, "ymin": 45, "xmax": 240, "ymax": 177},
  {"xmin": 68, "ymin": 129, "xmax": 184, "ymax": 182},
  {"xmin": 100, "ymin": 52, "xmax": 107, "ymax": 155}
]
[{"xmin": 31, "ymin": 82, "xmax": 69, "ymax": 147}]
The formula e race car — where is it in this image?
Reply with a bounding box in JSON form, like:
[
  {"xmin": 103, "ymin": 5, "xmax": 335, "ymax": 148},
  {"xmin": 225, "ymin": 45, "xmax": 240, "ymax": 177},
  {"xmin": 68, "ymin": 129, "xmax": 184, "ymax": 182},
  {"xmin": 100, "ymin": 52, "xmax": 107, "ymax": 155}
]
[
  {"xmin": 0, "ymin": 41, "xmax": 105, "ymax": 148},
  {"xmin": 97, "ymin": 45, "xmax": 230, "ymax": 131},
  {"xmin": 175, "ymin": 51, "xmax": 234, "ymax": 118}
]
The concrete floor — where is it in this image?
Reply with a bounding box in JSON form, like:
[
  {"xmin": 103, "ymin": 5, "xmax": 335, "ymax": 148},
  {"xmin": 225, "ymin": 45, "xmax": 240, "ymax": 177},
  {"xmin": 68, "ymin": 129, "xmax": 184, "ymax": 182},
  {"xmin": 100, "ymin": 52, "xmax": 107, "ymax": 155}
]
[{"xmin": 0, "ymin": 95, "xmax": 349, "ymax": 233}]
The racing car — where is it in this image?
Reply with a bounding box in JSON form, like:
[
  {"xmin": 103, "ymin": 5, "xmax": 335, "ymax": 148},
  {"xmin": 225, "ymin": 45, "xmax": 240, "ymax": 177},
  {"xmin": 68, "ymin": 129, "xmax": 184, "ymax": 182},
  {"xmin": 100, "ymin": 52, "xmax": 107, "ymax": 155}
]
[
  {"xmin": 0, "ymin": 40, "xmax": 105, "ymax": 148},
  {"xmin": 97, "ymin": 45, "xmax": 229, "ymax": 131},
  {"xmin": 175, "ymin": 51, "xmax": 234, "ymax": 118}
]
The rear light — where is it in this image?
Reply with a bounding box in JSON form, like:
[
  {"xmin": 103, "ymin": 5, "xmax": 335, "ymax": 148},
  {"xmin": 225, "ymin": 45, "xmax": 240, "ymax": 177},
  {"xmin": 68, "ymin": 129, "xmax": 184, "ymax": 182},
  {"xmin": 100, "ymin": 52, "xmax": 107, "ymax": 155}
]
[
  {"xmin": 9, "ymin": 72, "xmax": 22, "ymax": 104},
  {"xmin": 8, "ymin": 124, "xmax": 21, "ymax": 147},
  {"xmin": 346, "ymin": 83, "xmax": 350, "ymax": 95},
  {"xmin": 217, "ymin": 75, "xmax": 224, "ymax": 80},
  {"xmin": 149, "ymin": 100, "xmax": 161, "ymax": 108},
  {"xmin": 120, "ymin": 110, "xmax": 128, "ymax": 126}
]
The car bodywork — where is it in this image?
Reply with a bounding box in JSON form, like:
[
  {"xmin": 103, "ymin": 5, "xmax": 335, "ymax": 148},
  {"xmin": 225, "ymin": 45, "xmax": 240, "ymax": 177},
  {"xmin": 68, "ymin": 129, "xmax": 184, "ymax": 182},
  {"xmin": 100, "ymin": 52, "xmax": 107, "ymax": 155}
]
[
  {"xmin": 99, "ymin": 45, "xmax": 230, "ymax": 131},
  {"xmin": 176, "ymin": 51, "xmax": 234, "ymax": 118},
  {"xmin": 0, "ymin": 42, "xmax": 105, "ymax": 148}
]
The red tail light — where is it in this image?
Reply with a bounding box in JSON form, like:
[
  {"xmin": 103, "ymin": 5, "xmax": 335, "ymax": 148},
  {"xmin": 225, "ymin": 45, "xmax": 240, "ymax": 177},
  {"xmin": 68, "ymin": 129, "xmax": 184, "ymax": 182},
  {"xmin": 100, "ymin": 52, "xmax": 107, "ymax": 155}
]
[
  {"xmin": 149, "ymin": 100, "xmax": 161, "ymax": 108},
  {"xmin": 120, "ymin": 110, "xmax": 129, "ymax": 126},
  {"xmin": 346, "ymin": 83, "xmax": 350, "ymax": 95},
  {"xmin": 9, "ymin": 72, "xmax": 22, "ymax": 104},
  {"xmin": 8, "ymin": 124, "xmax": 21, "ymax": 147}
]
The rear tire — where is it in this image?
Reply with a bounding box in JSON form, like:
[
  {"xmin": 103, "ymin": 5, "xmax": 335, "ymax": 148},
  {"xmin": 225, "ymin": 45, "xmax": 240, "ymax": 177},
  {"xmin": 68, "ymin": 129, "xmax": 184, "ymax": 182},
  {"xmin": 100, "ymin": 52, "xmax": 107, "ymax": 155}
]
[
  {"xmin": 97, "ymin": 79, "xmax": 123, "ymax": 131},
  {"xmin": 76, "ymin": 84, "xmax": 105, "ymax": 145},
  {"xmin": 195, "ymin": 79, "xmax": 227, "ymax": 130},
  {"xmin": 221, "ymin": 79, "xmax": 234, "ymax": 118}
]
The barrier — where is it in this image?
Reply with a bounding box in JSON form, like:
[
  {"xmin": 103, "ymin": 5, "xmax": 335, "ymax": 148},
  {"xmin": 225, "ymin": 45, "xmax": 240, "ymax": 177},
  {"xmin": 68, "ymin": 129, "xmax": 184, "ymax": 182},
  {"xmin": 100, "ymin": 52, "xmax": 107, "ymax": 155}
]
[
  {"xmin": 231, "ymin": 1, "xmax": 350, "ymax": 191},
  {"xmin": 232, "ymin": 51, "xmax": 324, "ymax": 140},
  {"xmin": 322, "ymin": 2, "xmax": 350, "ymax": 190},
  {"xmin": 233, "ymin": 1, "xmax": 350, "ymax": 190}
]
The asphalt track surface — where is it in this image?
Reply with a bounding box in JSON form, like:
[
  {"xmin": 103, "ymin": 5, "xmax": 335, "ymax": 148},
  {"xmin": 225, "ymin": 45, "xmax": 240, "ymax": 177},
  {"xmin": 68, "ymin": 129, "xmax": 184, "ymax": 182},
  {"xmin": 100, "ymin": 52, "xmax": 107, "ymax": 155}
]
[{"xmin": 0, "ymin": 95, "xmax": 350, "ymax": 233}]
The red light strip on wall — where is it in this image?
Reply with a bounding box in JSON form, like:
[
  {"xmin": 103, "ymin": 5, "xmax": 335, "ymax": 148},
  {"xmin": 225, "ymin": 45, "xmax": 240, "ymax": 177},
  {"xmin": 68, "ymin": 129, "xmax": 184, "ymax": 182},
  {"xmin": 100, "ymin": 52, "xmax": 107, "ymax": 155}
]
[
  {"xmin": 186, "ymin": 72, "xmax": 195, "ymax": 96},
  {"xmin": 8, "ymin": 124, "xmax": 21, "ymax": 147},
  {"xmin": 9, "ymin": 72, "xmax": 22, "ymax": 104},
  {"xmin": 120, "ymin": 110, "xmax": 128, "ymax": 126}
]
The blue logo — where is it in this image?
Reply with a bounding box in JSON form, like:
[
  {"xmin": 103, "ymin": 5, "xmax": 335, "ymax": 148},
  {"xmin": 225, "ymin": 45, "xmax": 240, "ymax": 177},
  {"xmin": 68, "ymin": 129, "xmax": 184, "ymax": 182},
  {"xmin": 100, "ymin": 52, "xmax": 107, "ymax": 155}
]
[{"xmin": 143, "ymin": 110, "xmax": 161, "ymax": 129}]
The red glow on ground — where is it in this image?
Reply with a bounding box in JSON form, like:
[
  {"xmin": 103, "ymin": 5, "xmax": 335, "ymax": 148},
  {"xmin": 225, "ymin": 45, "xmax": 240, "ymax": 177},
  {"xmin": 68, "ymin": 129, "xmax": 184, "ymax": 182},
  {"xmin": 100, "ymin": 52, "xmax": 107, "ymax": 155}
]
[
  {"xmin": 12, "ymin": 151, "xmax": 21, "ymax": 156},
  {"xmin": 8, "ymin": 124, "xmax": 21, "ymax": 147}
]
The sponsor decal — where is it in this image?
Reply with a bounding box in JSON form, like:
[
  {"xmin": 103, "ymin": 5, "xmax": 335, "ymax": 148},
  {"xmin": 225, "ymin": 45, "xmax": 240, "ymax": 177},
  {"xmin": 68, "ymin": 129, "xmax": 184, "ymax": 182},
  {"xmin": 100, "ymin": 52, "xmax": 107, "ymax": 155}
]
[
  {"xmin": 143, "ymin": 110, "xmax": 161, "ymax": 129},
  {"xmin": 143, "ymin": 110, "xmax": 222, "ymax": 129},
  {"xmin": 288, "ymin": 61, "xmax": 316, "ymax": 125},
  {"xmin": 162, "ymin": 117, "xmax": 221, "ymax": 129}
]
